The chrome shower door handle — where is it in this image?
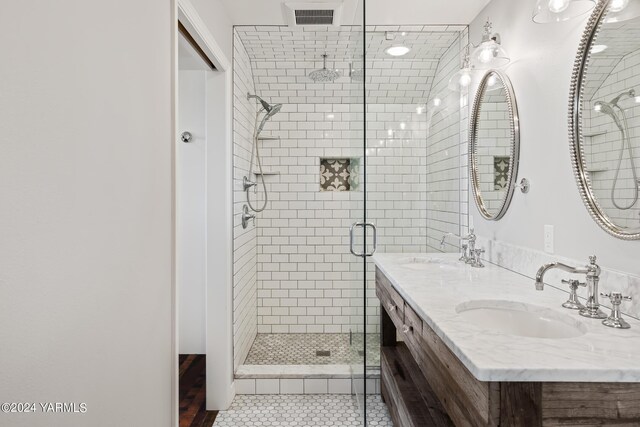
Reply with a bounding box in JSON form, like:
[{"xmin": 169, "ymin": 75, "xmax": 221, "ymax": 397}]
[
  {"xmin": 349, "ymin": 221, "xmax": 365, "ymax": 257},
  {"xmin": 349, "ymin": 221, "xmax": 377, "ymax": 258},
  {"xmin": 364, "ymin": 222, "xmax": 377, "ymax": 257}
]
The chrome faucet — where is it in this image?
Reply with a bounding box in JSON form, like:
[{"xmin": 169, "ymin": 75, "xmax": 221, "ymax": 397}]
[
  {"xmin": 535, "ymin": 255, "xmax": 606, "ymax": 319},
  {"xmin": 440, "ymin": 229, "xmax": 484, "ymax": 267}
]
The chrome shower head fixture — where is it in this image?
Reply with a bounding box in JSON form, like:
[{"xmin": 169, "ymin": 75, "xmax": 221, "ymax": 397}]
[
  {"xmin": 609, "ymin": 88, "xmax": 635, "ymax": 106},
  {"xmin": 244, "ymin": 93, "xmax": 285, "ymax": 214},
  {"xmin": 308, "ymin": 53, "xmax": 340, "ymax": 83},
  {"xmin": 593, "ymin": 88, "xmax": 639, "ymax": 211},
  {"xmin": 247, "ymin": 93, "xmax": 283, "ymax": 134},
  {"xmin": 247, "ymin": 93, "xmax": 282, "ymax": 114},
  {"xmin": 594, "ymin": 100, "xmax": 623, "ymax": 130},
  {"xmin": 594, "ymin": 89, "xmax": 636, "ymax": 131}
]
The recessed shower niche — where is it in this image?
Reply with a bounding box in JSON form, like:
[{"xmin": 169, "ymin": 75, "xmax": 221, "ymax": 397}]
[{"xmin": 320, "ymin": 158, "xmax": 358, "ymax": 192}]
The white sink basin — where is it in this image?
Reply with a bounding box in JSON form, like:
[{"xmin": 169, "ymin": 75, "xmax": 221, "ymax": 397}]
[
  {"xmin": 455, "ymin": 300, "xmax": 587, "ymax": 339},
  {"xmin": 399, "ymin": 256, "xmax": 459, "ymax": 271}
]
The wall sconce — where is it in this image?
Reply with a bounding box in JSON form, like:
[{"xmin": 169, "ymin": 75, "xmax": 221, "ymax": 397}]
[
  {"xmin": 470, "ymin": 20, "xmax": 510, "ymax": 70},
  {"xmin": 532, "ymin": 0, "xmax": 595, "ymax": 23},
  {"xmin": 448, "ymin": 46, "xmax": 473, "ymax": 91}
]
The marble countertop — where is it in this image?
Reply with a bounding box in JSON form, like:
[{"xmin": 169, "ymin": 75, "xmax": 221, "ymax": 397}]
[{"xmin": 372, "ymin": 253, "xmax": 640, "ymax": 383}]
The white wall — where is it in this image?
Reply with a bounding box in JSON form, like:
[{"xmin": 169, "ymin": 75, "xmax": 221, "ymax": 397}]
[
  {"xmin": 190, "ymin": 0, "xmax": 233, "ymax": 60},
  {"xmin": 178, "ymin": 70, "xmax": 207, "ymax": 354},
  {"xmin": 0, "ymin": 1, "xmax": 174, "ymax": 426},
  {"xmin": 469, "ymin": 0, "xmax": 640, "ymax": 276}
]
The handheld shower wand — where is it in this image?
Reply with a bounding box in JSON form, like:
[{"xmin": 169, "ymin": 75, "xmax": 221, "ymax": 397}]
[
  {"xmin": 593, "ymin": 89, "xmax": 639, "ymax": 211},
  {"xmin": 243, "ymin": 93, "xmax": 284, "ymax": 215}
]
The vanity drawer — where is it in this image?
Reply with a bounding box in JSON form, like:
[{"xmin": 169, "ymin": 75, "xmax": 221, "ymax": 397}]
[
  {"xmin": 402, "ymin": 301, "xmax": 423, "ymax": 347},
  {"xmin": 376, "ymin": 267, "xmax": 405, "ymax": 326}
]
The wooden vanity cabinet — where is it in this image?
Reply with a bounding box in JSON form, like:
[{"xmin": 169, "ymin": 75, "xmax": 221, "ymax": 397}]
[{"xmin": 375, "ymin": 267, "xmax": 640, "ymax": 427}]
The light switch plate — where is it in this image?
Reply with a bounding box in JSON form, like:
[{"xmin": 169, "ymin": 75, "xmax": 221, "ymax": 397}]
[{"xmin": 544, "ymin": 225, "xmax": 554, "ymax": 254}]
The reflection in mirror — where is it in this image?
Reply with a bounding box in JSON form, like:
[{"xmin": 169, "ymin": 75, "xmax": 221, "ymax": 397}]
[
  {"xmin": 578, "ymin": 2, "xmax": 640, "ymax": 237},
  {"xmin": 470, "ymin": 70, "xmax": 520, "ymax": 220}
]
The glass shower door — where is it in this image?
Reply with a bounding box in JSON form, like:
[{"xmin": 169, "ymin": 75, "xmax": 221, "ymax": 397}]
[{"xmin": 347, "ymin": 4, "xmax": 369, "ymax": 424}]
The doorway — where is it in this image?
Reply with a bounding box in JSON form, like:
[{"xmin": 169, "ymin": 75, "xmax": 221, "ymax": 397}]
[{"xmin": 175, "ymin": 1, "xmax": 235, "ymax": 424}]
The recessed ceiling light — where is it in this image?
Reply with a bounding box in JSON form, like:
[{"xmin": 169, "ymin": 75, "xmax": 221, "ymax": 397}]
[
  {"xmin": 591, "ymin": 44, "xmax": 608, "ymax": 53},
  {"xmin": 385, "ymin": 45, "xmax": 410, "ymax": 57}
]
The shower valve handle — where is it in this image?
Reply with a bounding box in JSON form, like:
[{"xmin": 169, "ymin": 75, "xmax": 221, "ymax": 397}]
[{"xmin": 243, "ymin": 176, "xmax": 257, "ymax": 191}]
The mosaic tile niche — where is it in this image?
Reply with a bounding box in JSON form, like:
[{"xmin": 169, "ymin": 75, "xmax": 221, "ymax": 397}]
[{"xmin": 320, "ymin": 158, "xmax": 352, "ymax": 192}]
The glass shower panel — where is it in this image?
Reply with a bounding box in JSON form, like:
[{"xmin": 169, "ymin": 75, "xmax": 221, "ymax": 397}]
[
  {"xmin": 363, "ymin": 25, "xmax": 469, "ymax": 424},
  {"xmin": 346, "ymin": 9, "xmax": 367, "ymax": 425}
]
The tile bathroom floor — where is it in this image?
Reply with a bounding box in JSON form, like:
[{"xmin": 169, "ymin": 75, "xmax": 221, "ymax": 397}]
[
  {"xmin": 213, "ymin": 394, "xmax": 392, "ymax": 427},
  {"xmin": 245, "ymin": 333, "xmax": 381, "ymax": 366}
]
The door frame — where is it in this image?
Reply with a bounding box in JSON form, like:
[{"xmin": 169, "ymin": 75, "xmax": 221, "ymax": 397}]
[{"xmin": 174, "ymin": 0, "xmax": 235, "ymax": 420}]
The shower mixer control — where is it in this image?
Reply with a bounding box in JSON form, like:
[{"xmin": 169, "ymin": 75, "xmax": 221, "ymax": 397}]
[
  {"xmin": 243, "ymin": 176, "xmax": 257, "ymax": 191},
  {"xmin": 241, "ymin": 205, "xmax": 256, "ymax": 229}
]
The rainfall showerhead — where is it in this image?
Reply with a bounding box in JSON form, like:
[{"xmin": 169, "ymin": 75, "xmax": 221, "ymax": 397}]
[{"xmin": 308, "ymin": 53, "xmax": 340, "ymax": 83}]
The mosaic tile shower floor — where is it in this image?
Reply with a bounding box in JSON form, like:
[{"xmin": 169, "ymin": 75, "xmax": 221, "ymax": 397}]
[
  {"xmin": 245, "ymin": 333, "xmax": 381, "ymax": 366},
  {"xmin": 213, "ymin": 395, "xmax": 392, "ymax": 427}
]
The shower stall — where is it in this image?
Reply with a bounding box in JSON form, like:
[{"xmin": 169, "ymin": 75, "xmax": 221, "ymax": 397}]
[{"xmin": 231, "ymin": 22, "xmax": 469, "ymax": 424}]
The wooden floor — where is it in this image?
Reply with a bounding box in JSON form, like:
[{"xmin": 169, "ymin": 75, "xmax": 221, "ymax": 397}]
[{"xmin": 179, "ymin": 354, "xmax": 218, "ymax": 427}]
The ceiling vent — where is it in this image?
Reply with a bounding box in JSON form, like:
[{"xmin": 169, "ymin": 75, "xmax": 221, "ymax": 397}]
[
  {"xmin": 295, "ymin": 9, "xmax": 334, "ymax": 25},
  {"xmin": 283, "ymin": 2, "xmax": 343, "ymax": 27}
]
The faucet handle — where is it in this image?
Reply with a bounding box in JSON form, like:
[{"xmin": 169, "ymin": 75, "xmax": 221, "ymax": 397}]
[
  {"xmin": 600, "ymin": 292, "xmax": 632, "ymax": 329},
  {"xmin": 471, "ymin": 248, "xmax": 485, "ymax": 268},
  {"xmin": 600, "ymin": 292, "xmax": 632, "ymax": 305},
  {"xmin": 561, "ymin": 279, "xmax": 586, "ymax": 310},
  {"xmin": 459, "ymin": 243, "xmax": 468, "ymax": 261},
  {"xmin": 561, "ymin": 279, "xmax": 586, "ymax": 288}
]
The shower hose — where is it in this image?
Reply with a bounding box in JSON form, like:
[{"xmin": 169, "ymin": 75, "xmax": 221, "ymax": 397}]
[
  {"xmin": 610, "ymin": 106, "xmax": 639, "ymax": 211},
  {"xmin": 246, "ymin": 108, "xmax": 269, "ymax": 212}
]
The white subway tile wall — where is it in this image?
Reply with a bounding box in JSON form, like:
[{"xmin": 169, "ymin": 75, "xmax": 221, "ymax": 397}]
[
  {"xmin": 233, "ymin": 26, "xmax": 469, "ymax": 358},
  {"xmin": 233, "ymin": 32, "xmax": 259, "ymax": 369},
  {"xmin": 425, "ymin": 30, "xmax": 469, "ymax": 251}
]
